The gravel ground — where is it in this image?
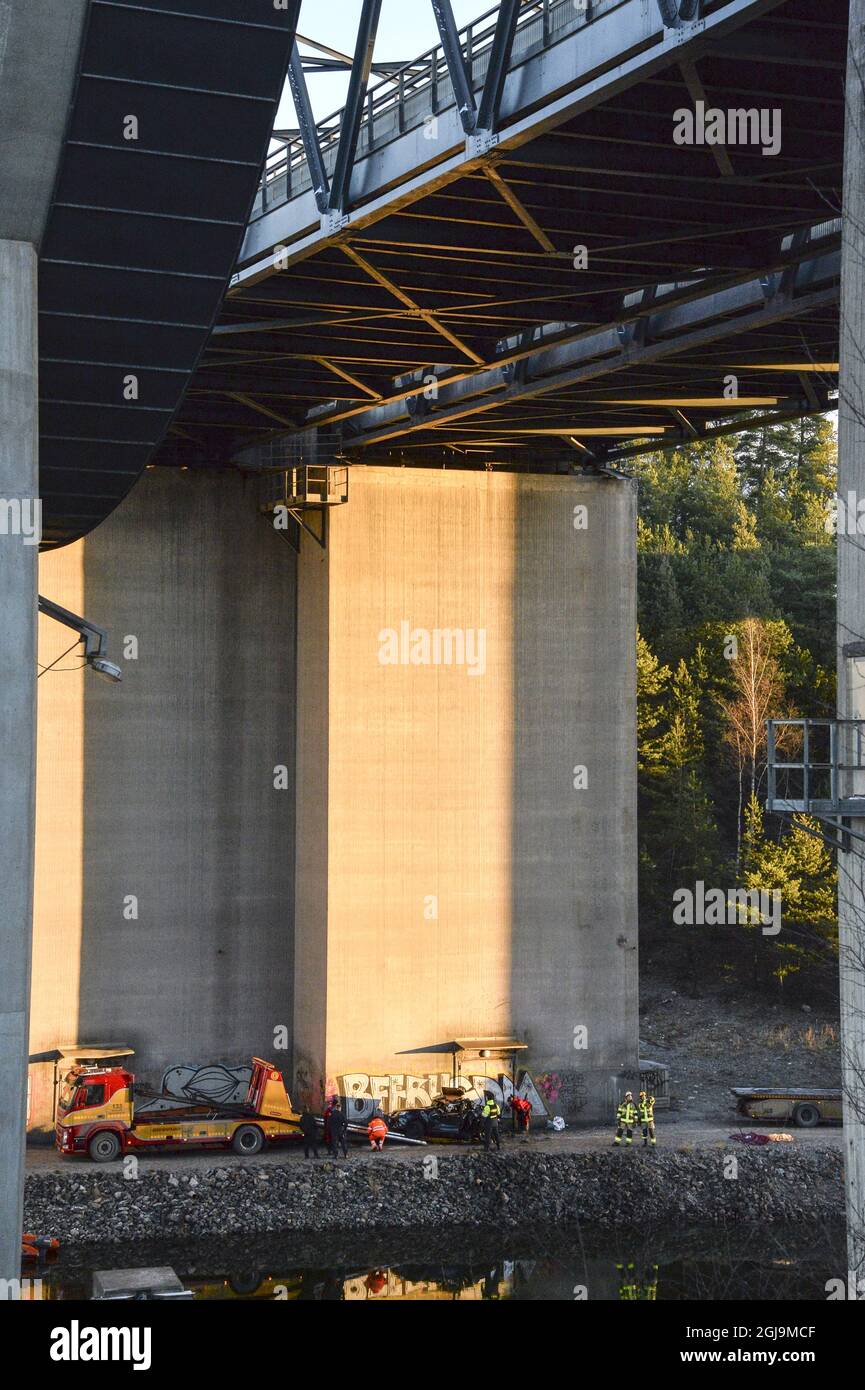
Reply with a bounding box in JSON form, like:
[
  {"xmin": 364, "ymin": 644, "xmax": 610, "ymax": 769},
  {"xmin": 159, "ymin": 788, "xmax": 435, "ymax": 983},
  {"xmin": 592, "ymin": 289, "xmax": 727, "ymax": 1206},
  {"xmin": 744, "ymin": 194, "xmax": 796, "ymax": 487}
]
[
  {"xmin": 640, "ymin": 981, "xmax": 841, "ymax": 1121},
  {"xmin": 26, "ymin": 980, "xmax": 844, "ymax": 1244},
  {"xmin": 25, "ymin": 1143, "xmax": 844, "ymax": 1245}
]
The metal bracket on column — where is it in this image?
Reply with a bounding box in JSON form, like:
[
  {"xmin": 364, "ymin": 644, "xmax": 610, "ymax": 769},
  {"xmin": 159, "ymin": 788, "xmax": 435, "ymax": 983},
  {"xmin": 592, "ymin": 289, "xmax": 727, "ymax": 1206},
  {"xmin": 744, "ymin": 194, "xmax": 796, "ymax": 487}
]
[
  {"xmin": 616, "ymin": 284, "xmax": 657, "ymax": 350},
  {"xmin": 574, "ymin": 455, "xmax": 633, "ymax": 481},
  {"xmin": 321, "ymin": 210, "xmax": 351, "ymax": 236},
  {"xmin": 656, "ymin": 0, "xmax": 701, "ymax": 28},
  {"xmin": 759, "ymin": 228, "xmax": 811, "ymax": 306},
  {"xmin": 781, "ymin": 227, "xmax": 813, "ymax": 295},
  {"xmin": 500, "ymin": 330, "xmax": 535, "ymax": 386},
  {"xmin": 406, "ymin": 369, "xmax": 437, "ymax": 420},
  {"xmin": 466, "ymin": 127, "xmax": 499, "ymax": 158}
]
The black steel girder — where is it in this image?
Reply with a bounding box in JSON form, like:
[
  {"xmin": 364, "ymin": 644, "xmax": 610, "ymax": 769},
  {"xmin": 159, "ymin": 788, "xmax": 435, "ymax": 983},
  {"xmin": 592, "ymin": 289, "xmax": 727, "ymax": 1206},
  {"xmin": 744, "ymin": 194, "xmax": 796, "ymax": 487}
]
[
  {"xmin": 431, "ymin": 0, "xmax": 477, "ymax": 134},
  {"xmin": 476, "ymin": 0, "xmax": 521, "ymax": 135},
  {"xmin": 287, "ymin": 42, "xmax": 330, "ymax": 215},
  {"xmin": 328, "ymin": 0, "xmax": 383, "ymax": 215}
]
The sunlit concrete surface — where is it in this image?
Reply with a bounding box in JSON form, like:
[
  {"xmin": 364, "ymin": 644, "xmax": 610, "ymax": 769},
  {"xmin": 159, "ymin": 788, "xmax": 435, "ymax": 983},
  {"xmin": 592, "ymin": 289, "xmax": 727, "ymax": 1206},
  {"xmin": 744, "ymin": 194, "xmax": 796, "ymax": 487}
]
[
  {"xmin": 294, "ymin": 466, "xmax": 638, "ymax": 1121},
  {"xmin": 29, "ymin": 469, "xmax": 298, "ymax": 1131}
]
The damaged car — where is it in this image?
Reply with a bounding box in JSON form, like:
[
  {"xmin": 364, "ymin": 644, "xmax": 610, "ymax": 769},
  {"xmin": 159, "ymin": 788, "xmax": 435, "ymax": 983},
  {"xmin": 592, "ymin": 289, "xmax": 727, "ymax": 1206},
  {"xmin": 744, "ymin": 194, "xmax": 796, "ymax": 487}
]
[{"xmin": 387, "ymin": 1087, "xmax": 484, "ymax": 1143}]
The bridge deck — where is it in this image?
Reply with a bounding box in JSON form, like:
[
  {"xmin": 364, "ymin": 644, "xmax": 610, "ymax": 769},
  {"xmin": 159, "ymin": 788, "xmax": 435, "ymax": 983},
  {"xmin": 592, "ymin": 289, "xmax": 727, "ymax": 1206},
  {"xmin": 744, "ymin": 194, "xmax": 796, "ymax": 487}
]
[{"xmin": 159, "ymin": 0, "xmax": 841, "ymax": 475}]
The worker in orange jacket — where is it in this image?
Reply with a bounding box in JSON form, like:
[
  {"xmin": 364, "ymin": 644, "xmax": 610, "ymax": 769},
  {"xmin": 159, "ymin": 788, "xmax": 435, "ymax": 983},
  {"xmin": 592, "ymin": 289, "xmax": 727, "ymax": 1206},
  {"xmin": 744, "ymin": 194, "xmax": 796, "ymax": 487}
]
[
  {"xmin": 368, "ymin": 1115, "xmax": 388, "ymax": 1151},
  {"xmin": 509, "ymin": 1095, "xmax": 532, "ymax": 1134}
]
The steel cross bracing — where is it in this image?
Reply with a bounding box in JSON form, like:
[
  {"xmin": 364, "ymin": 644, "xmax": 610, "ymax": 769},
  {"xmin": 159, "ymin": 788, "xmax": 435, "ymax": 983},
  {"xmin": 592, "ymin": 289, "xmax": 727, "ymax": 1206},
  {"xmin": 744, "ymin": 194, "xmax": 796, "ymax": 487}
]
[{"xmin": 158, "ymin": 0, "xmax": 843, "ymax": 476}]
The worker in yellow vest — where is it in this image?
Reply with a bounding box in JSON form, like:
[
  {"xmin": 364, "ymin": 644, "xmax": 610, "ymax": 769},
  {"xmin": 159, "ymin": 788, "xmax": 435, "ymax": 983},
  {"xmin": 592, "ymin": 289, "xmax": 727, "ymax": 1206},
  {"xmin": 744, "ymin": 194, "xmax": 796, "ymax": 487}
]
[
  {"xmin": 613, "ymin": 1090, "xmax": 637, "ymax": 1146},
  {"xmin": 481, "ymin": 1091, "xmax": 502, "ymax": 1151},
  {"xmin": 639, "ymin": 1091, "xmax": 656, "ymax": 1147}
]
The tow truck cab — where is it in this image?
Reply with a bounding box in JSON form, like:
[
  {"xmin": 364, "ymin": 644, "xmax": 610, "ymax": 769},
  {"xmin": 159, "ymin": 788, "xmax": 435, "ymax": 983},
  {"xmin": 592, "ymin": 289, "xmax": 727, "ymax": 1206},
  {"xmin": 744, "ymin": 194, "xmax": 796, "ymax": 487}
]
[{"xmin": 55, "ymin": 1057, "xmax": 301, "ymax": 1161}]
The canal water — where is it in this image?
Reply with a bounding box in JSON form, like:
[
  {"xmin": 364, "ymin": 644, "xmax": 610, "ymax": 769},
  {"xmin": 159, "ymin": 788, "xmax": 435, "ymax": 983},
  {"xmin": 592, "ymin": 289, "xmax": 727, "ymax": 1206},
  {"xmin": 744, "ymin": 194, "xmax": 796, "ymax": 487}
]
[{"xmin": 27, "ymin": 1223, "xmax": 845, "ymax": 1301}]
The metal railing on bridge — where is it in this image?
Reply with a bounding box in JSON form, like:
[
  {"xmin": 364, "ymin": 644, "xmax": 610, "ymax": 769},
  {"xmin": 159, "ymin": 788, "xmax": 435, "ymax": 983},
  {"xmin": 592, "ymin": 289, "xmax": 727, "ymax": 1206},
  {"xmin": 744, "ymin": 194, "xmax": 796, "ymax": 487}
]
[
  {"xmin": 252, "ymin": 0, "xmax": 622, "ymax": 220},
  {"xmin": 766, "ymin": 718, "xmax": 865, "ymax": 847}
]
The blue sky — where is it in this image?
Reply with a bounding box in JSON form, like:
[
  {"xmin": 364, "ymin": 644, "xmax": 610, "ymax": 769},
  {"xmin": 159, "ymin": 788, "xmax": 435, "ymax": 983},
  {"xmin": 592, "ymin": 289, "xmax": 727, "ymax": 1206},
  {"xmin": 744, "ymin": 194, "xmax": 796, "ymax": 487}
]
[{"xmin": 275, "ymin": 0, "xmax": 493, "ymax": 127}]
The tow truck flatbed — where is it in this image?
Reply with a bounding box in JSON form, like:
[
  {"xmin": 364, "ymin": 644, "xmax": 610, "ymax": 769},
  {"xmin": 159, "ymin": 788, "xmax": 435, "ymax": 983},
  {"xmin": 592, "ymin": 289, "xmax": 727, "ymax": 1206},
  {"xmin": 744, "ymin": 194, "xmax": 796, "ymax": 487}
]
[{"xmin": 731, "ymin": 1087, "xmax": 842, "ymax": 1127}]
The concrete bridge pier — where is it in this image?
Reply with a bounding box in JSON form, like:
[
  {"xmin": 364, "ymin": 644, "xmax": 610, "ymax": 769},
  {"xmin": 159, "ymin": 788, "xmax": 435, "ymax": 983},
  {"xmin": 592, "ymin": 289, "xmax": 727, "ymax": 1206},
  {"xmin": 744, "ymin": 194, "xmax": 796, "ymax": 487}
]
[
  {"xmin": 0, "ymin": 241, "xmax": 39, "ymax": 1286},
  {"xmin": 293, "ymin": 465, "xmax": 639, "ymax": 1122},
  {"xmin": 837, "ymin": 0, "xmax": 865, "ymax": 1286}
]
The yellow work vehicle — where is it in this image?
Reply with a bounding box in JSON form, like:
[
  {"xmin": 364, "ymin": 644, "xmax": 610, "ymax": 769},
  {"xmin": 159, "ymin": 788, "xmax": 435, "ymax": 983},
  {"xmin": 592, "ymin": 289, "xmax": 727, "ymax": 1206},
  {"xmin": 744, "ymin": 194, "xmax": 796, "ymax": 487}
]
[
  {"xmin": 56, "ymin": 1057, "xmax": 302, "ymax": 1162},
  {"xmin": 731, "ymin": 1086, "xmax": 842, "ymax": 1128}
]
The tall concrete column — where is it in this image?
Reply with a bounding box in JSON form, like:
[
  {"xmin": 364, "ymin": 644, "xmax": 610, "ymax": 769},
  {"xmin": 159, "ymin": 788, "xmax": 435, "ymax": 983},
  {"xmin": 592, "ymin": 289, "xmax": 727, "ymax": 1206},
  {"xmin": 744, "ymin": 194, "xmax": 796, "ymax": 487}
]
[
  {"xmin": 0, "ymin": 241, "xmax": 39, "ymax": 1286},
  {"xmin": 293, "ymin": 466, "xmax": 638, "ymax": 1122},
  {"xmin": 838, "ymin": 0, "xmax": 865, "ymax": 1287}
]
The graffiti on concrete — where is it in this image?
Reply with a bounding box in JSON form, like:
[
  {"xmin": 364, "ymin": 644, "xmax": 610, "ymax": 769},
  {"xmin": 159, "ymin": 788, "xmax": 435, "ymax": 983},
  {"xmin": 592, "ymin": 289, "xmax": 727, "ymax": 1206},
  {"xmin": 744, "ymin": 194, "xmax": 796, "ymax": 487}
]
[
  {"xmin": 160, "ymin": 1063, "xmax": 252, "ymax": 1105},
  {"xmin": 534, "ymin": 1072, "xmax": 562, "ymax": 1105},
  {"xmin": 336, "ymin": 1071, "xmax": 550, "ymax": 1117}
]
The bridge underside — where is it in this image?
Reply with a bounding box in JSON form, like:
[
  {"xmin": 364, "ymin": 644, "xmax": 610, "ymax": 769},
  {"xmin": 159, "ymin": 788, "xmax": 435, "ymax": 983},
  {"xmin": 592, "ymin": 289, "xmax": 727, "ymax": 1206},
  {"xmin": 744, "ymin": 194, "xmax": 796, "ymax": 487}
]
[
  {"xmin": 159, "ymin": 0, "xmax": 842, "ymax": 476},
  {"xmin": 37, "ymin": 0, "xmax": 300, "ymax": 547}
]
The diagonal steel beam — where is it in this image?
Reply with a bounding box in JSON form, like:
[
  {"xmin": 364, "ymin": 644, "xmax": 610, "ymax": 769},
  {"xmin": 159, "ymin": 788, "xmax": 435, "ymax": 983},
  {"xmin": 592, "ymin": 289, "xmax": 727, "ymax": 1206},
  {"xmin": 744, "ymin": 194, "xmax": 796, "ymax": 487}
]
[
  {"xmin": 798, "ymin": 371, "xmax": 821, "ymax": 411},
  {"xmin": 228, "ymin": 233, "xmax": 838, "ymax": 449},
  {"xmin": 483, "ymin": 165, "xmax": 556, "ymax": 252},
  {"xmin": 668, "ymin": 406, "xmax": 699, "ymax": 436},
  {"xmin": 344, "ymin": 283, "xmax": 836, "ymax": 446},
  {"xmin": 329, "ymin": 0, "xmax": 383, "ymax": 214},
  {"xmin": 431, "ymin": 0, "xmax": 477, "ymax": 133},
  {"xmin": 313, "ymin": 356, "xmax": 382, "ymax": 399},
  {"xmin": 476, "ymin": 0, "xmax": 521, "ymax": 134},
  {"xmin": 678, "ymin": 60, "xmax": 736, "ymax": 178},
  {"xmin": 237, "ymin": 0, "xmax": 788, "ymax": 286},
  {"xmin": 340, "ymin": 243, "xmax": 485, "ymax": 364},
  {"xmin": 604, "ymin": 400, "xmax": 830, "ymax": 462},
  {"xmin": 225, "ymin": 392, "xmax": 296, "ymax": 428},
  {"xmin": 287, "ymin": 43, "xmax": 330, "ymax": 214}
]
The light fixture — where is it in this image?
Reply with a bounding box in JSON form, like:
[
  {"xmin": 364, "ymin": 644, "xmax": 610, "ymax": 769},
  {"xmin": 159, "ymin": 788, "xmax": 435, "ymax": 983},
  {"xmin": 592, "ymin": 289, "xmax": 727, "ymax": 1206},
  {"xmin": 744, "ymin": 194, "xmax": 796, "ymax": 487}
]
[
  {"xmin": 38, "ymin": 596, "xmax": 123, "ymax": 684},
  {"xmin": 88, "ymin": 656, "xmax": 123, "ymax": 684}
]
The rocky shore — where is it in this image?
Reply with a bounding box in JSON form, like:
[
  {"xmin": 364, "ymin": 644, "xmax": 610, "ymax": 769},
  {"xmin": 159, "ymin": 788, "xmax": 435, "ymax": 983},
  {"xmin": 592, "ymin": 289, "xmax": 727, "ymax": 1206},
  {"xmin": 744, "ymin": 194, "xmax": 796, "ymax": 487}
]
[{"xmin": 25, "ymin": 1146, "xmax": 844, "ymax": 1246}]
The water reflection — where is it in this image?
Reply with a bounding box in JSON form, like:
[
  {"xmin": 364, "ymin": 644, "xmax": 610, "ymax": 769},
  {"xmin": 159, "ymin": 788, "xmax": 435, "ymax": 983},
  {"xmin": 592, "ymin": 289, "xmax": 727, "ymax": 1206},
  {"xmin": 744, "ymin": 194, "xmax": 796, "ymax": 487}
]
[{"xmin": 33, "ymin": 1224, "xmax": 844, "ymax": 1302}]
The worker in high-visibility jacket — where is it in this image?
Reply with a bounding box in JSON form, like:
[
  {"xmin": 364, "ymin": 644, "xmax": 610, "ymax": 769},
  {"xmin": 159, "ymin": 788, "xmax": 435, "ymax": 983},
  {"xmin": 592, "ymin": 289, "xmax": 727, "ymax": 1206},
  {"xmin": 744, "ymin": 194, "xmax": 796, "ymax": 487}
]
[
  {"xmin": 367, "ymin": 1115, "xmax": 388, "ymax": 1151},
  {"xmin": 613, "ymin": 1091, "xmax": 637, "ymax": 1146},
  {"xmin": 617, "ymin": 1262, "xmax": 659, "ymax": 1300},
  {"xmin": 481, "ymin": 1092, "xmax": 502, "ymax": 1151},
  {"xmin": 638, "ymin": 1091, "xmax": 656, "ymax": 1147}
]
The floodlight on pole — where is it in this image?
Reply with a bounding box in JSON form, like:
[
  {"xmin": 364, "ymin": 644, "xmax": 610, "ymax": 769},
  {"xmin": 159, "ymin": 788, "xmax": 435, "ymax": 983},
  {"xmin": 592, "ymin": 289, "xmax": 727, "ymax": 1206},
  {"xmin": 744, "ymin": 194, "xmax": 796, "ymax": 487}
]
[{"xmin": 38, "ymin": 596, "xmax": 122, "ymax": 683}]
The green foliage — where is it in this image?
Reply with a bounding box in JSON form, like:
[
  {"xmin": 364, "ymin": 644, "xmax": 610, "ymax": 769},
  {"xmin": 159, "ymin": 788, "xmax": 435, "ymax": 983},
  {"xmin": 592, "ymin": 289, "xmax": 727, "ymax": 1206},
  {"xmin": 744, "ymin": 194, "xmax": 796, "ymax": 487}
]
[
  {"xmin": 741, "ymin": 796, "xmax": 837, "ymax": 987},
  {"xmin": 635, "ymin": 418, "xmax": 838, "ymax": 994}
]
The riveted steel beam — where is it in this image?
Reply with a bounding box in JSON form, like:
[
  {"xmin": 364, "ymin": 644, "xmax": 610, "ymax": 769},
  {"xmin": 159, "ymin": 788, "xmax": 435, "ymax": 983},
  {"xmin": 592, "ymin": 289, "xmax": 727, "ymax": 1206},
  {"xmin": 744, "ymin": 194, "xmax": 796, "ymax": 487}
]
[
  {"xmin": 329, "ymin": 0, "xmax": 383, "ymax": 214},
  {"xmin": 476, "ymin": 0, "xmax": 521, "ymax": 135},
  {"xmin": 431, "ymin": 0, "xmax": 477, "ymax": 133},
  {"xmin": 287, "ymin": 43, "xmax": 330, "ymax": 214}
]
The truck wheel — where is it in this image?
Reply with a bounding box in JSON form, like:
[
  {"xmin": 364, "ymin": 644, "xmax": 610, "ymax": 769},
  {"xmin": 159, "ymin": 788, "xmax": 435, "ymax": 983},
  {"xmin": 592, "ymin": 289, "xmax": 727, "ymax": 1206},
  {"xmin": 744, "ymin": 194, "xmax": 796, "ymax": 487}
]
[
  {"xmin": 89, "ymin": 1131, "xmax": 121, "ymax": 1163},
  {"xmin": 232, "ymin": 1125, "xmax": 264, "ymax": 1156},
  {"xmin": 793, "ymin": 1102, "xmax": 821, "ymax": 1128}
]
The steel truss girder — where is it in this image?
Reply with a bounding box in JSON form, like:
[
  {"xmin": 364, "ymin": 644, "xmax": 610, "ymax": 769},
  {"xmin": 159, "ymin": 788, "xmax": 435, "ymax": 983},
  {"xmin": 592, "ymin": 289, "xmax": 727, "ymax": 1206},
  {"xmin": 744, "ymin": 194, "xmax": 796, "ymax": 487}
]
[
  {"xmin": 336, "ymin": 259, "xmax": 838, "ymax": 449},
  {"xmin": 237, "ymin": 0, "xmax": 781, "ymax": 285},
  {"xmin": 287, "ymin": 43, "xmax": 330, "ymax": 214},
  {"xmin": 431, "ymin": 0, "xmax": 477, "ymax": 134},
  {"xmin": 603, "ymin": 399, "xmax": 832, "ymax": 464},
  {"xmin": 476, "ymin": 0, "xmax": 521, "ymax": 135},
  {"xmin": 226, "ymin": 227, "xmax": 838, "ymax": 453},
  {"xmin": 329, "ymin": 0, "xmax": 383, "ymax": 214}
]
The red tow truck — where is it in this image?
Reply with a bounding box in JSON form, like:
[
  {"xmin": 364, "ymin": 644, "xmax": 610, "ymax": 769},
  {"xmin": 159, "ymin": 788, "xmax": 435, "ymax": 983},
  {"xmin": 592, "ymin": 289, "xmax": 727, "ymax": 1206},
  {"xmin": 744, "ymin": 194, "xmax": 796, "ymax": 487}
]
[{"xmin": 55, "ymin": 1057, "xmax": 302, "ymax": 1162}]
